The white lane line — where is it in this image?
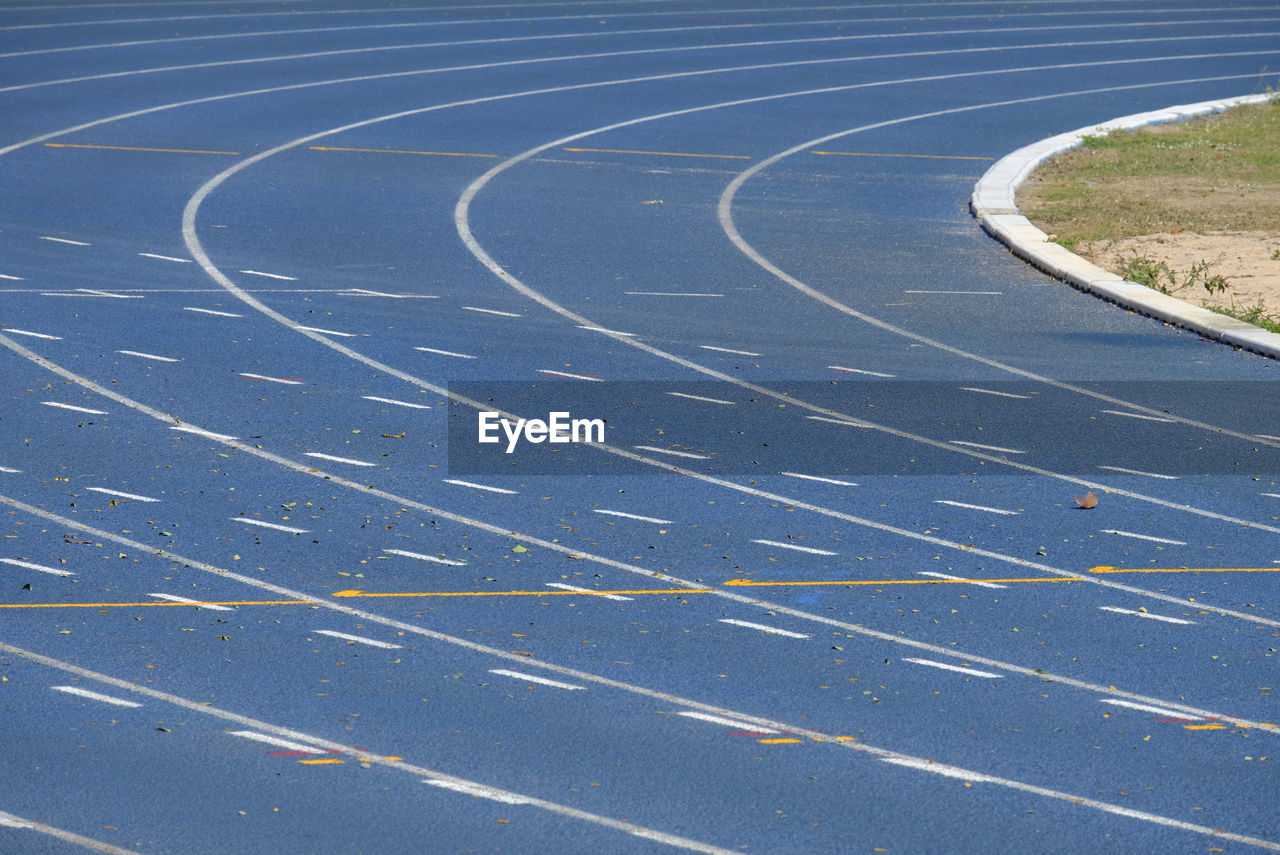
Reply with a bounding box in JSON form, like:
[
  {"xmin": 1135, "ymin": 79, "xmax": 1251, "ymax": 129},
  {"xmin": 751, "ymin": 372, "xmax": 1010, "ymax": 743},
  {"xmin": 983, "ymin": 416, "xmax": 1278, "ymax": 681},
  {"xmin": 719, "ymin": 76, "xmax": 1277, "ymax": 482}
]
[
  {"xmin": 442, "ymin": 479, "xmax": 517, "ymax": 494},
  {"xmin": 961, "ymin": 386, "xmax": 1029, "ymax": 399},
  {"xmin": 461, "ymin": 306, "xmax": 521, "ymax": 317},
  {"xmin": 239, "ymin": 269, "xmax": 297, "ymax": 281},
  {"xmin": 718, "ymin": 618, "xmax": 810, "ymax": 639},
  {"xmin": 230, "ymin": 518, "xmax": 308, "ymax": 534},
  {"xmin": 577, "ymin": 325, "xmax": 636, "ymax": 336},
  {"xmin": 183, "ymin": 306, "xmax": 243, "ymax": 317},
  {"xmin": 297, "ymin": 325, "xmax": 356, "ymax": 337},
  {"xmin": 41, "ymin": 401, "xmax": 108, "ymax": 414},
  {"xmin": 903, "ymin": 658, "xmax": 1004, "ymax": 679},
  {"xmin": 0, "ymin": 558, "xmax": 73, "ymax": 576},
  {"xmin": 1256, "ymin": 434, "xmax": 1280, "ymax": 442},
  {"xmin": 1101, "ymin": 409, "xmax": 1175, "ymax": 423},
  {"xmin": 934, "ymin": 499, "xmax": 1018, "ymax": 515},
  {"xmin": 666, "ymin": 391, "xmax": 734, "ymax": 404},
  {"xmin": 488, "ymin": 669, "xmax": 585, "ymax": 690},
  {"xmin": 228, "ymin": 730, "xmax": 326, "ymax": 754},
  {"xmin": 423, "ymin": 778, "xmax": 533, "ymax": 805},
  {"xmin": 342, "ymin": 288, "xmax": 439, "ymax": 299},
  {"xmin": 829, "ymin": 365, "xmax": 895, "ymax": 377},
  {"xmin": 1099, "ymin": 606, "xmax": 1194, "ymax": 625},
  {"xmin": 918, "ymin": 571, "xmax": 1008, "ymax": 589},
  {"xmin": 170, "ymin": 425, "xmax": 237, "ymax": 440},
  {"xmin": 1101, "ymin": 529, "xmax": 1188, "ymax": 545},
  {"xmin": 676, "ymin": 711, "xmax": 781, "ymax": 733},
  {"xmin": 624, "ymin": 291, "xmax": 725, "ymax": 297},
  {"xmin": 384, "ymin": 548, "xmax": 466, "ymax": 566},
  {"xmin": 3, "ymin": 327, "xmax": 62, "ymax": 340},
  {"xmin": 1097, "ymin": 465, "xmax": 1178, "ymax": 479},
  {"xmin": 1263, "ymin": 493, "xmax": 1280, "ymax": 499},
  {"xmin": 0, "ymin": 466, "xmax": 20, "ymax": 473},
  {"xmin": 415, "ymin": 346, "xmax": 476, "ymax": 358},
  {"xmin": 904, "ymin": 289, "xmax": 1002, "ymax": 295},
  {"xmin": 362, "ymin": 395, "xmax": 432, "ymax": 409},
  {"xmin": 239, "ymin": 372, "xmax": 302, "ymax": 385},
  {"xmin": 545, "ymin": 583, "xmax": 632, "ymax": 601},
  {"xmin": 949, "ymin": 440, "xmax": 1025, "ymax": 454},
  {"xmin": 593, "ymin": 509, "xmax": 672, "ymax": 524},
  {"xmin": 0, "ymin": 808, "xmax": 140, "ymax": 854},
  {"xmin": 537, "ymin": 369, "xmax": 603, "ymax": 381},
  {"xmin": 1101, "ymin": 699, "xmax": 1201, "ymax": 719},
  {"xmin": 85, "ymin": 487, "xmax": 159, "ymax": 502},
  {"xmin": 138, "ymin": 252, "xmax": 191, "ymax": 263},
  {"xmin": 633, "ymin": 445, "xmax": 709, "ymax": 459},
  {"xmin": 0, "ymin": 274, "xmax": 25, "ymax": 280},
  {"xmin": 806, "ymin": 415, "xmax": 871, "ymax": 427},
  {"xmin": 313, "ymin": 629, "xmax": 403, "ymax": 649},
  {"xmin": 117, "ymin": 349, "xmax": 180, "ymax": 362},
  {"xmin": 303, "ymin": 452, "xmax": 376, "ymax": 467},
  {"xmin": 750, "ymin": 538, "xmax": 837, "ymax": 556},
  {"xmin": 699, "ymin": 345, "xmax": 760, "ymax": 356},
  {"xmin": 148, "ymin": 593, "xmax": 234, "ymax": 611},
  {"xmin": 76, "ymin": 288, "xmax": 141, "ymax": 299},
  {"xmin": 39, "ymin": 236, "xmax": 89, "ymax": 246},
  {"xmin": 881, "ymin": 757, "xmax": 995, "ymax": 782},
  {"xmin": 780, "ymin": 472, "xmax": 858, "ymax": 486},
  {"xmin": 50, "ymin": 685, "xmax": 143, "ymax": 707}
]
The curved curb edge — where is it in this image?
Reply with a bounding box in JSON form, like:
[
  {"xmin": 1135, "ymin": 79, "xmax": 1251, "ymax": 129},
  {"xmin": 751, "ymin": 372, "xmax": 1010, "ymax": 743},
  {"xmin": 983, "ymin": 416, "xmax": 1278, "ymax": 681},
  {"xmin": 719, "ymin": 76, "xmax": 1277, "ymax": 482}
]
[{"xmin": 971, "ymin": 93, "xmax": 1279, "ymax": 358}]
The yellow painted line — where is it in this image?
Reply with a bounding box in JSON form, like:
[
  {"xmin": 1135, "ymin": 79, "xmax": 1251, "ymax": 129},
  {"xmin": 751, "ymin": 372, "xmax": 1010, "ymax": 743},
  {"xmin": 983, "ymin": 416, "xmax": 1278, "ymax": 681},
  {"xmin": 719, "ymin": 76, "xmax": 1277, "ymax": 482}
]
[
  {"xmin": 1089, "ymin": 565, "xmax": 1280, "ymax": 575},
  {"xmin": 329, "ymin": 588, "xmax": 709, "ymax": 599},
  {"xmin": 722, "ymin": 577, "xmax": 1082, "ymax": 588},
  {"xmin": 757, "ymin": 738, "xmax": 803, "ymax": 744},
  {"xmin": 298, "ymin": 758, "xmax": 345, "ymax": 765},
  {"xmin": 811, "ymin": 150, "xmax": 994, "ymax": 161},
  {"xmin": 44, "ymin": 142, "xmax": 240, "ymax": 155},
  {"xmin": 562, "ymin": 147, "xmax": 751, "ymax": 160},
  {"xmin": 309, "ymin": 145, "xmax": 498, "ymax": 158},
  {"xmin": 1183, "ymin": 724, "xmax": 1228, "ymax": 730}
]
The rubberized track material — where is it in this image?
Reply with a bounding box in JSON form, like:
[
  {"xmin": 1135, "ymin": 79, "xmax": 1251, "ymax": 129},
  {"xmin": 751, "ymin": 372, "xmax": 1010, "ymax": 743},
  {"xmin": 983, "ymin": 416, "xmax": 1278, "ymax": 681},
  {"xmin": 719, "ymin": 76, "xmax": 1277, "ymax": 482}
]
[{"xmin": 2, "ymin": 2, "xmax": 1280, "ymax": 853}]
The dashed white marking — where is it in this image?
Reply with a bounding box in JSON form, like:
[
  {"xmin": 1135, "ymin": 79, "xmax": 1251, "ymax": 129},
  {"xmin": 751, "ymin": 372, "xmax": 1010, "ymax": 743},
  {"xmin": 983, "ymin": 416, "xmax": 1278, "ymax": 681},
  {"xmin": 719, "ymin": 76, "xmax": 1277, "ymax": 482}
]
[
  {"xmin": 633, "ymin": 445, "xmax": 709, "ymax": 459},
  {"xmin": 0, "ymin": 813, "xmax": 33, "ymax": 829},
  {"xmin": 3, "ymin": 327, "xmax": 61, "ymax": 340},
  {"xmin": 342, "ymin": 288, "xmax": 438, "ymax": 299},
  {"xmin": 1101, "ymin": 409, "xmax": 1175, "ymax": 423},
  {"xmin": 0, "ymin": 466, "xmax": 20, "ymax": 473},
  {"xmin": 949, "ymin": 440, "xmax": 1025, "ymax": 454},
  {"xmin": 718, "ymin": 618, "xmax": 810, "ymax": 639},
  {"xmin": 806, "ymin": 415, "xmax": 871, "ymax": 427},
  {"xmin": 239, "ymin": 373, "xmax": 302, "ymax": 385},
  {"xmin": 917, "ymin": 571, "xmax": 1007, "ymax": 589},
  {"xmin": 780, "ymin": 472, "xmax": 858, "ymax": 486},
  {"xmin": 676, "ymin": 711, "xmax": 781, "ymax": 733},
  {"xmin": 228, "ymin": 730, "xmax": 325, "ymax": 754},
  {"xmin": 383, "ymin": 548, "xmax": 466, "ymax": 566},
  {"xmin": 230, "ymin": 518, "xmax": 308, "ymax": 534},
  {"xmin": 138, "ymin": 252, "xmax": 191, "ymax": 263},
  {"xmin": 41, "ymin": 401, "xmax": 107, "ymax": 414},
  {"xmin": 1255, "ymin": 434, "xmax": 1280, "ymax": 442},
  {"xmin": 0, "ymin": 274, "xmax": 24, "ymax": 281},
  {"xmin": 624, "ymin": 291, "xmax": 724, "ymax": 297},
  {"xmin": 699, "ymin": 345, "xmax": 760, "ymax": 356},
  {"xmin": 828, "ymin": 365, "xmax": 895, "ymax": 377},
  {"xmin": 148, "ymin": 593, "xmax": 234, "ymax": 611},
  {"xmin": 239, "ymin": 269, "xmax": 297, "ymax": 281},
  {"xmin": 313, "ymin": 630, "xmax": 403, "ymax": 649},
  {"xmin": 303, "ymin": 452, "xmax": 376, "ymax": 467},
  {"xmin": 488, "ymin": 669, "xmax": 585, "ymax": 690},
  {"xmin": 362, "ymin": 395, "xmax": 431, "ymax": 409},
  {"xmin": 1097, "ymin": 465, "xmax": 1177, "ymax": 479},
  {"xmin": 577, "ymin": 325, "xmax": 635, "ymax": 336},
  {"xmin": 1262, "ymin": 493, "xmax": 1280, "ymax": 499},
  {"xmin": 85, "ymin": 487, "xmax": 159, "ymax": 502},
  {"xmin": 414, "ymin": 346, "xmax": 476, "ymax": 358},
  {"xmin": 904, "ymin": 289, "xmax": 1002, "ymax": 295},
  {"xmin": 537, "ymin": 369, "xmax": 603, "ymax": 381},
  {"xmin": 934, "ymin": 499, "xmax": 1018, "ymax": 515},
  {"xmin": 170, "ymin": 425, "xmax": 237, "ymax": 440},
  {"xmin": 1100, "ymin": 699, "xmax": 1200, "ymax": 718},
  {"xmin": 183, "ymin": 306, "xmax": 243, "ymax": 317},
  {"xmin": 117, "ymin": 349, "xmax": 179, "ymax": 362},
  {"xmin": 1099, "ymin": 606, "xmax": 1194, "ymax": 625},
  {"xmin": 461, "ymin": 306, "xmax": 521, "ymax": 317},
  {"xmin": 544, "ymin": 583, "xmax": 631, "ymax": 601},
  {"xmin": 750, "ymin": 538, "xmax": 837, "ymax": 556},
  {"xmin": 666, "ymin": 391, "xmax": 735, "ymax": 405},
  {"xmin": 442, "ymin": 479, "xmax": 518, "ymax": 494},
  {"xmin": 903, "ymin": 658, "xmax": 1004, "ymax": 678},
  {"xmin": 1101, "ymin": 529, "xmax": 1188, "ymax": 545},
  {"xmin": 297, "ymin": 325, "xmax": 356, "ymax": 338},
  {"xmin": 0, "ymin": 558, "xmax": 72, "ymax": 577},
  {"xmin": 961, "ymin": 387, "xmax": 1029, "ymax": 399},
  {"xmin": 423, "ymin": 779, "xmax": 533, "ymax": 804},
  {"xmin": 75, "ymin": 288, "xmax": 141, "ymax": 299},
  {"xmin": 593, "ymin": 509, "xmax": 672, "ymax": 524},
  {"xmin": 40, "ymin": 236, "xmax": 89, "ymax": 246},
  {"xmin": 881, "ymin": 757, "xmax": 994, "ymax": 782},
  {"xmin": 51, "ymin": 685, "xmax": 142, "ymax": 708}
]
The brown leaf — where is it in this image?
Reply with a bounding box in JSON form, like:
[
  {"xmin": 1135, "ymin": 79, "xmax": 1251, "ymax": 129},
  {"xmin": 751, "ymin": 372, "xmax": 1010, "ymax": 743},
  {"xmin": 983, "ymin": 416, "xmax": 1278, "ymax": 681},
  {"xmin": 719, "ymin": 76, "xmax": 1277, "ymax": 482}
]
[{"xmin": 1074, "ymin": 491, "xmax": 1098, "ymax": 509}]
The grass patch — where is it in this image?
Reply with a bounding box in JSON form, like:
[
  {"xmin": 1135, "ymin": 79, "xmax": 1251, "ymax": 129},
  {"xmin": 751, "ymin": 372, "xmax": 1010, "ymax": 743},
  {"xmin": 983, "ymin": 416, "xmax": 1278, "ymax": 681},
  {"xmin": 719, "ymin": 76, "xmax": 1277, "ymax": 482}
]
[
  {"xmin": 1205, "ymin": 301, "xmax": 1280, "ymax": 335},
  {"xmin": 1115, "ymin": 256, "xmax": 1231, "ymax": 296}
]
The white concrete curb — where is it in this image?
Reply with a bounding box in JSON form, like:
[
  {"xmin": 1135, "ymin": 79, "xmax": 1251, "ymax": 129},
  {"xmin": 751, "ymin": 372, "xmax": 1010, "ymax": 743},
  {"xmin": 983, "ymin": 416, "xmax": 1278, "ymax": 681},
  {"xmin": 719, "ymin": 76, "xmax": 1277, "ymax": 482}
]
[{"xmin": 971, "ymin": 94, "xmax": 1280, "ymax": 358}]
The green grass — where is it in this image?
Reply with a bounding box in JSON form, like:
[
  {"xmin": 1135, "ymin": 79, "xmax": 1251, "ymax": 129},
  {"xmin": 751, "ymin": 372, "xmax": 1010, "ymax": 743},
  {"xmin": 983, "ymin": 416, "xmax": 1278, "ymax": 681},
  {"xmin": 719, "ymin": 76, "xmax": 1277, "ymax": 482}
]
[{"xmin": 1205, "ymin": 301, "xmax": 1280, "ymax": 335}]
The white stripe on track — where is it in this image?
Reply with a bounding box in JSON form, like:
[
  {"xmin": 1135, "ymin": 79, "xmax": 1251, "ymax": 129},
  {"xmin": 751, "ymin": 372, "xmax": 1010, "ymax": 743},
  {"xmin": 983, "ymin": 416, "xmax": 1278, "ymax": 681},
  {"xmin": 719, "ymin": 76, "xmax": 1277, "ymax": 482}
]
[
  {"xmin": 666, "ymin": 391, "xmax": 734, "ymax": 404},
  {"xmin": 51, "ymin": 685, "xmax": 143, "ymax": 707},
  {"xmin": 0, "ymin": 808, "xmax": 139, "ymax": 854},
  {"xmin": 917, "ymin": 571, "xmax": 1007, "ymax": 589},
  {"xmin": 230, "ymin": 518, "xmax": 307, "ymax": 534},
  {"xmin": 362, "ymin": 395, "xmax": 431, "ymax": 409},
  {"xmin": 1097, "ymin": 465, "xmax": 1178, "ymax": 479},
  {"xmin": 414, "ymin": 346, "xmax": 475, "ymax": 358},
  {"xmin": 780, "ymin": 472, "xmax": 858, "ymax": 486},
  {"xmin": 718, "ymin": 618, "xmax": 810, "ymax": 639},
  {"xmin": 751, "ymin": 538, "xmax": 837, "ymax": 555},
  {"xmin": 442, "ymin": 479, "xmax": 517, "ymax": 494},
  {"xmin": 960, "ymin": 387, "xmax": 1028, "ymax": 399},
  {"xmin": 148, "ymin": 593, "xmax": 234, "ymax": 611},
  {"xmin": 594, "ymin": 509, "xmax": 672, "ymax": 524},
  {"xmin": 633, "ymin": 445, "xmax": 708, "ymax": 459},
  {"xmin": 303, "ymin": 452, "xmax": 376, "ymax": 467},
  {"xmin": 676, "ymin": 711, "xmax": 781, "ymax": 733},
  {"xmin": 85, "ymin": 487, "xmax": 159, "ymax": 502},
  {"xmin": 3, "ymin": 328, "xmax": 61, "ymax": 340},
  {"xmin": 903, "ymin": 658, "xmax": 1004, "ymax": 679},
  {"xmin": 313, "ymin": 630, "xmax": 403, "ymax": 649},
  {"xmin": 384, "ymin": 548, "xmax": 466, "ymax": 566},
  {"xmin": 489, "ymin": 669, "xmax": 585, "ymax": 690},
  {"xmin": 1100, "ymin": 530, "xmax": 1188, "ymax": 545},
  {"xmin": 1099, "ymin": 606, "xmax": 1194, "ymax": 624},
  {"xmin": 41, "ymin": 401, "xmax": 107, "ymax": 414},
  {"xmin": 1101, "ymin": 699, "xmax": 1200, "ymax": 718},
  {"xmin": 545, "ymin": 582, "xmax": 632, "ymax": 601},
  {"xmin": 117, "ymin": 349, "xmax": 179, "ymax": 362},
  {"xmin": 934, "ymin": 499, "xmax": 1018, "ymax": 515}
]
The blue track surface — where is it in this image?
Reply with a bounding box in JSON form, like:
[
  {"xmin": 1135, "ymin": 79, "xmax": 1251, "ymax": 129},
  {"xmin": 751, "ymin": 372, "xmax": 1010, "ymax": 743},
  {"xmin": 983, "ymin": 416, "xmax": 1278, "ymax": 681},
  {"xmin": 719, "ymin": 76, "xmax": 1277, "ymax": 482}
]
[{"xmin": 3, "ymin": 1, "xmax": 1280, "ymax": 852}]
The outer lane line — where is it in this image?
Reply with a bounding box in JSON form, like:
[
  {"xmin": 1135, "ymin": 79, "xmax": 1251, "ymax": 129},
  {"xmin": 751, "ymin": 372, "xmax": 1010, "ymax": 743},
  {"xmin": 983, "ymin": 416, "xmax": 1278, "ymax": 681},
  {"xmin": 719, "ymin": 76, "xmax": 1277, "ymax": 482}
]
[
  {"xmin": 44, "ymin": 142, "xmax": 237, "ymax": 155},
  {"xmin": 0, "ymin": 808, "xmax": 140, "ymax": 855}
]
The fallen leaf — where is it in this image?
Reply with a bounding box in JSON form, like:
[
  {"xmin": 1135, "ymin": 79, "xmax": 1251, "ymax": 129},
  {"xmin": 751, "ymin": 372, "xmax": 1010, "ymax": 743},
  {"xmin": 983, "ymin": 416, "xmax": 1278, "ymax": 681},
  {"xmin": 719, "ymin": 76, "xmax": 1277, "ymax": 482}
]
[{"xmin": 1074, "ymin": 491, "xmax": 1098, "ymax": 509}]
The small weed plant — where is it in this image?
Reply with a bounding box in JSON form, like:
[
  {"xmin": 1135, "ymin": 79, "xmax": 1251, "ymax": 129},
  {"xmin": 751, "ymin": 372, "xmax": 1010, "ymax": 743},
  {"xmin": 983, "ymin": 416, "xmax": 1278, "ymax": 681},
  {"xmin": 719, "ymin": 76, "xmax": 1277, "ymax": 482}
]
[{"xmin": 1118, "ymin": 255, "xmax": 1231, "ymax": 296}]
